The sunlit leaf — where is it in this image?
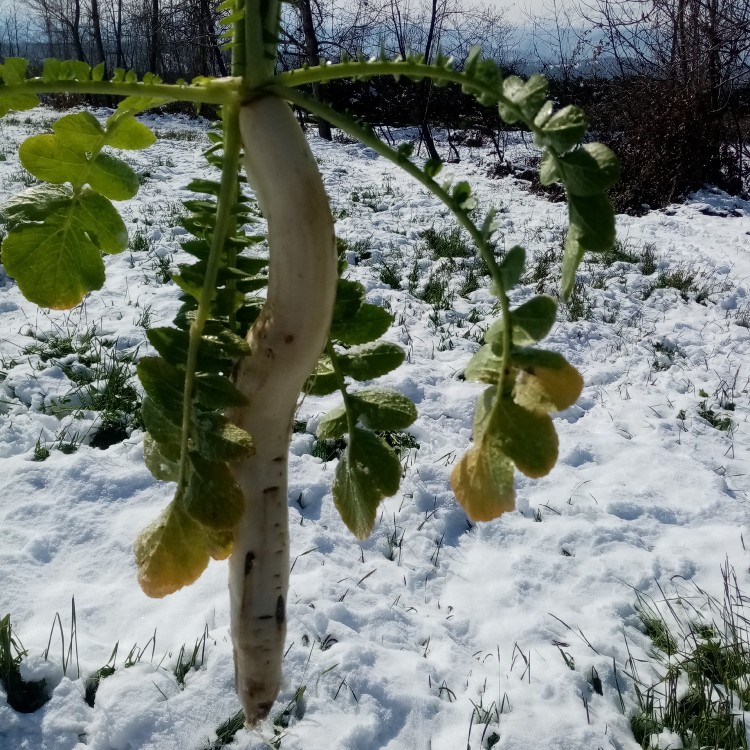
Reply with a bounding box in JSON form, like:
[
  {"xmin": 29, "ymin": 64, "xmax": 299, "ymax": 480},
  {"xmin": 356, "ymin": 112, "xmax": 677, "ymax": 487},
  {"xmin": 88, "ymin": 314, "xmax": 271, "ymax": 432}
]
[
  {"xmin": 512, "ymin": 349, "xmax": 583, "ymax": 413},
  {"xmin": 87, "ymin": 153, "xmax": 139, "ymax": 199},
  {"xmin": 450, "ymin": 444, "xmax": 515, "ymax": 522},
  {"xmin": 464, "ymin": 344, "xmax": 504, "ymax": 384},
  {"xmin": 143, "ymin": 433, "xmax": 180, "ymax": 482},
  {"xmin": 52, "ymin": 112, "xmax": 105, "ymax": 151},
  {"xmin": 316, "ymin": 405, "xmax": 348, "ymax": 439},
  {"xmin": 106, "ymin": 116, "xmax": 157, "ymax": 150},
  {"xmin": 19, "ymin": 134, "xmax": 87, "ymax": 184}
]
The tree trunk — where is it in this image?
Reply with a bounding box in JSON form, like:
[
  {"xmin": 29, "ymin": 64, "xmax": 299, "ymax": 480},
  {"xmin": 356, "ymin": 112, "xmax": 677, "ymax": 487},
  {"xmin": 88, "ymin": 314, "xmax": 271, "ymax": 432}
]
[
  {"xmin": 90, "ymin": 0, "xmax": 106, "ymax": 70},
  {"xmin": 299, "ymin": 0, "xmax": 332, "ymax": 140},
  {"xmin": 149, "ymin": 0, "xmax": 159, "ymax": 75}
]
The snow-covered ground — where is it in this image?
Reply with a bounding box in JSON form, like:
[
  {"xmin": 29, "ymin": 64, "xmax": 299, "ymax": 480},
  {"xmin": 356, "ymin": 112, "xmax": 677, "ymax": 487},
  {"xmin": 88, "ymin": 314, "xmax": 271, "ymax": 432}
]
[{"xmin": 0, "ymin": 109, "xmax": 748, "ymax": 750}]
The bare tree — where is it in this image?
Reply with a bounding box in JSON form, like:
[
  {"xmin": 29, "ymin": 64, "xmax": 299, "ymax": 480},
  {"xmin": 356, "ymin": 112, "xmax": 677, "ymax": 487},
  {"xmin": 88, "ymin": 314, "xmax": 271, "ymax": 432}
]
[{"xmin": 580, "ymin": 0, "xmax": 750, "ymax": 206}]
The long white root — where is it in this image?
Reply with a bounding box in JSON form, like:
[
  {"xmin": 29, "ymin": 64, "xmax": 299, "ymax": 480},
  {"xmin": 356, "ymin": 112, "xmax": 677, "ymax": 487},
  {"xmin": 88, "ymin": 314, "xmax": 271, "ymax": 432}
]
[{"xmin": 228, "ymin": 95, "xmax": 337, "ymax": 725}]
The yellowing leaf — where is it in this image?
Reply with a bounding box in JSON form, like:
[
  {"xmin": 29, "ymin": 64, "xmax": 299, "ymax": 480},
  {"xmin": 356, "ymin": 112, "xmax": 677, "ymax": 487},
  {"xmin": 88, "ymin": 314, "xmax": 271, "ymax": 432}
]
[
  {"xmin": 134, "ymin": 500, "xmax": 210, "ymax": 598},
  {"xmin": 512, "ymin": 349, "xmax": 583, "ymax": 412},
  {"xmin": 451, "ymin": 445, "xmax": 515, "ymax": 522}
]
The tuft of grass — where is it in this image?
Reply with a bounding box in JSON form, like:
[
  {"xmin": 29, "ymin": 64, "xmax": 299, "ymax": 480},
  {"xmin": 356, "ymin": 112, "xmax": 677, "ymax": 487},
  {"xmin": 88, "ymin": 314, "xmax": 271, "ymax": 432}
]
[
  {"xmin": 529, "ymin": 247, "xmax": 559, "ymax": 293},
  {"xmin": 32, "ymin": 435, "xmax": 50, "ymax": 461},
  {"xmin": 0, "ymin": 614, "xmax": 49, "ymax": 713},
  {"xmin": 646, "ymin": 266, "xmax": 696, "ymax": 301},
  {"xmin": 203, "ymin": 710, "xmax": 246, "ymax": 750},
  {"xmin": 565, "ymin": 280, "xmax": 592, "ymax": 321},
  {"xmin": 173, "ymin": 626, "xmax": 208, "ymax": 689},
  {"xmin": 421, "ymin": 227, "xmax": 471, "ymax": 259},
  {"xmin": 379, "ymin": 261, "xmax": 402, "ymax": 290},
  {"xmin": 696, "ymin": 400, "xmax": 733, "ymax": 432},
  {"xmin": 629, "ymin": 564, "xmax": 750, "ymax": 750},
  {"xmin": 418, "ymin": 273, "xmax": 452, "ymax": 310},
  {"xmin": 639, "ymin": 243, "xmax": 658, "ymax": 275},
  {"xmin": 129, "ymin": 229, "xmax": 150, "ymax": 253},
  {"xmin": 84, "ymin": 644, "xmax": 118, "ymax": 707},
  {"xmin": 311, "ymin": 437, "xmax": 347, "ymax": 461},
  {"xmin": 597, "ymin": 239, "xmax": 640, "ymax": 267}
]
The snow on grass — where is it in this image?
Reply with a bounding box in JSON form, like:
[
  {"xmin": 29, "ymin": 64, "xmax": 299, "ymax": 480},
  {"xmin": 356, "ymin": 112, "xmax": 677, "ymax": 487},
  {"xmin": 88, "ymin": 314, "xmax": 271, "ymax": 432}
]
[{"xmin": 0, "ymin": 109, "xmax": 748, "ymax": 749}]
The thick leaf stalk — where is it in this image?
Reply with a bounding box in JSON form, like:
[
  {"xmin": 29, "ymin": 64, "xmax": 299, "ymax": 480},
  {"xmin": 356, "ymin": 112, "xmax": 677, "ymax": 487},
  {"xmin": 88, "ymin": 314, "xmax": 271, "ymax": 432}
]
[{"xmin": 228, "ymin": 94, "xmax": 337, "ymax": 724}]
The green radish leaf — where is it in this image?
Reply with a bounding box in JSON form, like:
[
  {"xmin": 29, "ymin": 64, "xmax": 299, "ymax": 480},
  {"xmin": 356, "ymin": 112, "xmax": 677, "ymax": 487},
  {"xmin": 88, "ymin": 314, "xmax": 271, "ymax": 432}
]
[
  {"xmin": 0, "ymin": 57, "xmax": 38, "ymax": 113},
  {"xmin": 194, "ymin": 373, "xmax": 249, "ymax": 408},
  {"xmin": 499, "ymin": 245, "xmax": 525, "ymax": 290},
  {"xmin": 72, "ymin": 190, "xmax": 129, "ymax": 253},
  {"xmin": 0, "ymin": 91, "xmax": 38, "ymax": 117},
  {"xmin": 59, "ymin": 60, "xmax": 90, "ymax": 80},
  {"xmin": 451, "ymin": 443, "xmax": 515, "ymax": 522},
  {"xmin": 338, "ymin": 341, "xmax": 405, "ymax": 381},
  {"xmin": 472, "ymin": 384, "xmax": 497, "ymax": 441},
  {"xmin": 489, "ymin": 399, "xmax": 558, "ymax": 478},
  {"xmin": 0, "ymin": 57, "xmax": 28, "ymax": 84},
  {"xmin": 304, "ymin": 357, "xmax": 339, "ymax": 396},
  {"xmin": 19, "ymin": 134, "xmax": 87, "ymax": 184},
  {"xmin": 87, "ymin": 153, "xmax": 139, "ymax": 199},
  {"xmin": 192, "ymin": 413, "xmax": 254, "ymax": 461},
  {"xmin": 499, "ymin": 74, "xmax": 547, "ymax": 122},
  {"xmin": 561, "ymin": 227, "xmax": 585, "ymax": 300},
  {"xmin": 141, "ymin": 396, "xmax": 182, "ymax": 445},
  {"xmin": 333, "ymin": 427, "xmax": 401, "ymax": 539},
  {"xmin": 137, "ymin": 356, "xmax": 184, "ymax": 418},
  {"xmin": 135, "ymin": 498, "xmax": 210, "ymax": 597},
  {"xmin": 349, "ymin": 388, "xmax": 417, "ymax": 430},
  {"xmin": 2, "ymin": 188, "xmax": 127, "ymax": 307},
  {"xmin": 557, "ymin": 144, "xmax": 620, "ymax": 196},
  {"xmin": 332, "ymin": 279, "xmax": 365, "ymax": 322},
  {"xmin": 464, "ymin": 344, "xmax": 504, "ymax": 384},
  {"xmin": 331, "ymin": 303, "xmax": 393, "ymax": 345},
  {"xmin": 183, "ymin": 453, "xmax": 245, "ymax": 529},
  {"xmin": 537, "ymin": 105, "xmax": 588, "ymax": 153},
  {"xmin": 143, "ymin": 433, "xmax": 180, "ymax": 482},
  {"xmin": 3, "ymin": 220, "xmax": 100, "ymax": 308},
  {"xmin": 42, "ymin": 58, "xmax": 61, "ymax": 81},
  {"xmin": 539, "ymin": 151, "xmax": 560, "ymax": 186},
  {"xmin": 316, "ymin": 405, "xmax": 348, "ymax": 439},
  {"xmin": 146, "ymin": 327, "xmax": 243, "ymax": 371},
  {"xmin": 533, "ymin": 100, "xmax": 554, "ymax": 127},
  {"xmin": 567, "ymin": 193, "xmax": 616, "ymax": 253},
  {"xmin": 511, "ymin": 348, "xmax": 583, "ymax": 413},
  {"xmin": 1, "ymin": 184, "xmax": 74, "ymax": 226},
  {"xmin": 52, "ymin": 112, "xmax": 105, "ymax": 151},
  {"xmin": 92, "ymin": 62, "xmax": 105, "ymax": 81},
  {"xmin": 105, "ymin": 116, "xmax": 157, "ymax": 150},
  {"xmin": 508, "ymin": 295, "xmax": 557, "ymax": 345}
]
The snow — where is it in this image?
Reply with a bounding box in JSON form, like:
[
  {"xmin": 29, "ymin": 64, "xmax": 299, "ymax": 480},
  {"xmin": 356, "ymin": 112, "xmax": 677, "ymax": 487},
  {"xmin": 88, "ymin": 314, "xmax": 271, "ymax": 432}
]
[{"xmin": 0, "ymin": 109, "xmax": 748, "ymax": 749}]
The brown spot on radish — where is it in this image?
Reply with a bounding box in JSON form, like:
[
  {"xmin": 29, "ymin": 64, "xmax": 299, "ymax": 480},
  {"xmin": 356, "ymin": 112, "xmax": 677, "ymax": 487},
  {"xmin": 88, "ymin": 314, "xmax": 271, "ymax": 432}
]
[
  {"xmin": 276, "ymin": 595, "xmax": 285, "ymax": 626},
  {"xmin": 263, "ymin": 486, "xmax": 280, "ymax": 496},
  {"xmin": 244, "ymin": 551, "xmax": 255, "ymax": 575},
  {"xmin": 272, "ymin": 455, "xmax": 283, "ymax": 462},
  {"xmin": 285, "ymin": 334, "xmax": 294, "ymax": 343}
]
